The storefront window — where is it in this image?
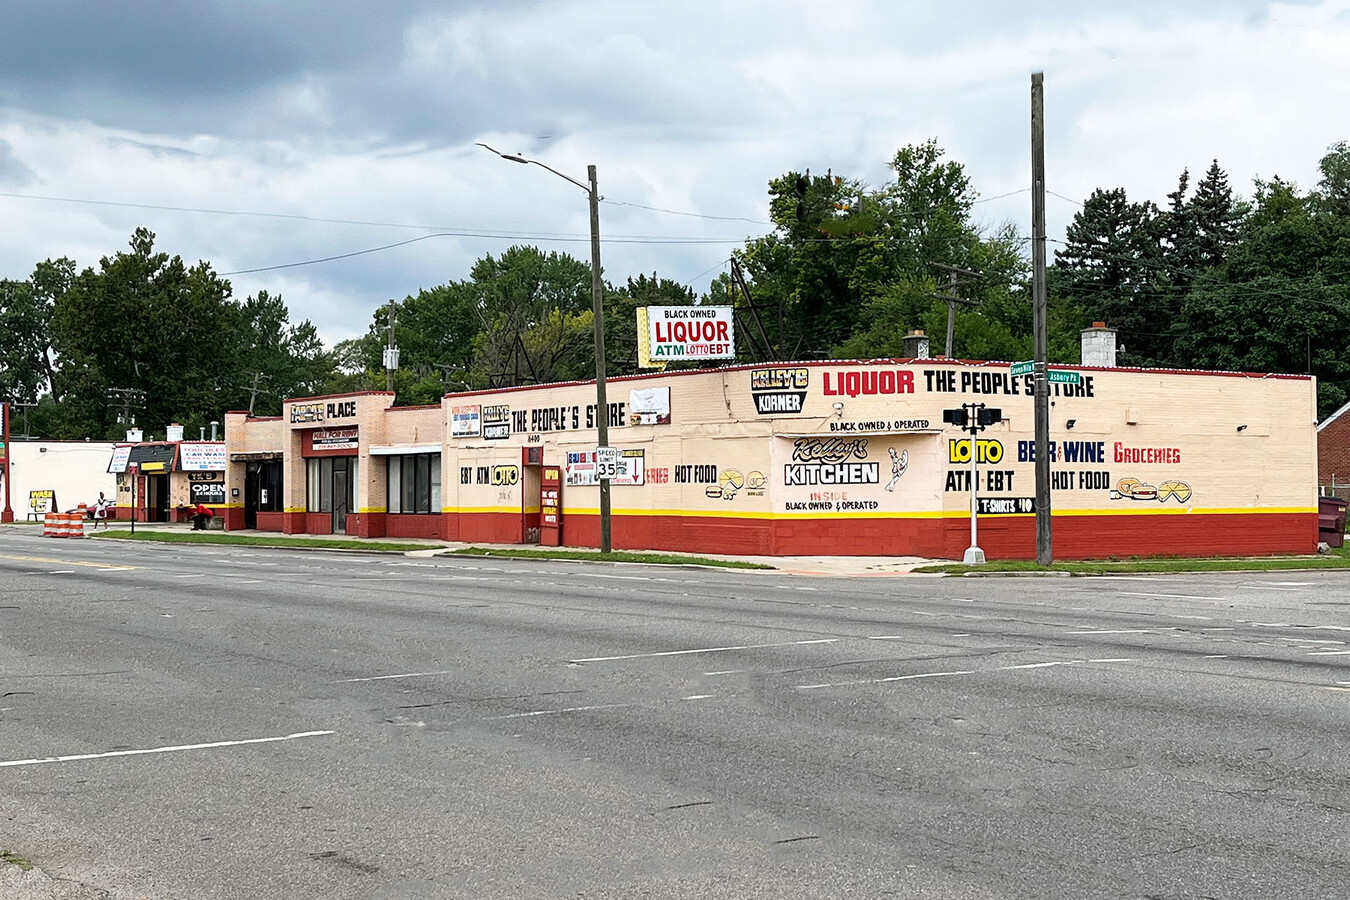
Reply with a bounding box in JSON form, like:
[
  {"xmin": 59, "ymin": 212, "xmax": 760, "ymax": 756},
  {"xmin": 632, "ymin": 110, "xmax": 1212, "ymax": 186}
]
[
  {"xmin": 306, "ymin": 457, "xmax": 355, "ymax": 512},
  {"xmin": 258, "ymin": 460, "xmax": 283, "ymax": 512},
  {"xmin": 387, "ymin": 453, "xmax": 440, "ymax": 514}
]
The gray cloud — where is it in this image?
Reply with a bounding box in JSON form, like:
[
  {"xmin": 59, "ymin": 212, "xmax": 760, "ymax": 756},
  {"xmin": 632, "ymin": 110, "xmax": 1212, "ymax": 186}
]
[{"xmin": 0, "ymin": 139, "xmax": 34, "ymax": 185}]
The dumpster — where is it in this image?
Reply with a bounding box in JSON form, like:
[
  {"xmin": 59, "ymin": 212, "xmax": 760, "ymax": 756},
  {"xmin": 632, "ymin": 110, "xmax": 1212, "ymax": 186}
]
[{"xmin": 1319, "ymin": 495, "xmax": 1348, "ymax": 548}]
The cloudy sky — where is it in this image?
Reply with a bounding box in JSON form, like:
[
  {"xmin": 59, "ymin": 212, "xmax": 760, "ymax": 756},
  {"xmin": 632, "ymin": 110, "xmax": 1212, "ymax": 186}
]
[{"xmin": 2, "ymin": 1, "xmax": 1347, "ymax": 346}]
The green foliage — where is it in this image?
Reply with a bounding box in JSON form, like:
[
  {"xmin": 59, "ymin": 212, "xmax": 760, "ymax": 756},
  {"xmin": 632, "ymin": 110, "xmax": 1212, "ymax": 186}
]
[
  {"xmin": 1052, "ymin": 143, "xmax": 1350, "ymax": 418},
  {"xmin": 17, "ymin": 228, "xmax": 335, "ymax": 438},
  {"xmin": 741, "ymin": 139, "xmax": 1054, "ymax": 364}
]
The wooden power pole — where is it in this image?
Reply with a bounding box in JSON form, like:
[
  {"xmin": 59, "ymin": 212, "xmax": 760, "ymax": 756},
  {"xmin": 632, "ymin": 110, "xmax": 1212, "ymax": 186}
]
[{"xmin": 1031, "ymin": 72, "xmax": 1052, "ymax": 565}]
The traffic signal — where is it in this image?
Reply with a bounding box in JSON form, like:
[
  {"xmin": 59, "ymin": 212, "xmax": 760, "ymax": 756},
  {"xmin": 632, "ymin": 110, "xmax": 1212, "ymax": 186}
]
[
  {"xmin": 942, "ymin": 408, "xmax": 968, "ymax": 427},
  {"xmin": 977, "ymin": 407, "xmax": 1003, "ymax": 427}
]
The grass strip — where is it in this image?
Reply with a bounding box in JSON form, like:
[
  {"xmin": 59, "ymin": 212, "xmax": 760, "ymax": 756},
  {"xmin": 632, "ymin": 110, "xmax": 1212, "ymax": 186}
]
[
  {"xmin": 916, "ymin": 544, "xmax": 1350, "ymax": 575},
  {"xmin": 90, "ymin": 530, "xmax": 441, "ymax": 553},
  {"xmin": 451, "ymin": 547, "xmax": 773, "ymax": 569}
]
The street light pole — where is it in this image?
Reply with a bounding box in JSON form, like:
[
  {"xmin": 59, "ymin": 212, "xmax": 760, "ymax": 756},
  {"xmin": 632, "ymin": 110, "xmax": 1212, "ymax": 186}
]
[{"xmin": 477, "ymin": 143, "xmax": 612, "ymax": 553}]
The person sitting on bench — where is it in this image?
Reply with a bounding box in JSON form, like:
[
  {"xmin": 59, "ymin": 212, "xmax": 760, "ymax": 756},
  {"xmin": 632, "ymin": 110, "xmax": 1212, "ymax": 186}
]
[{"xmin": 191, "ymin": 501, "xmax": 214, "ymax": 530}]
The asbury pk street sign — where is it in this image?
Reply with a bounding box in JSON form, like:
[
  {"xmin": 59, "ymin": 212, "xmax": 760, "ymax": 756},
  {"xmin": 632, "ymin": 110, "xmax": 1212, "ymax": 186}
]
[{"xmin": 1047, "ymin": 370, "xmax": 1082, "ymax": 385}]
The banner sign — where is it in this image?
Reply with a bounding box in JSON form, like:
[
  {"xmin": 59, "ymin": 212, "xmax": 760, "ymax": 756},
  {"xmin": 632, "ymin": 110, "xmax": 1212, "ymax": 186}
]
[
  {"xmin": 451, "ymin": 404, "xmax": 481, "ymax": 437},
  {"xmin": 645, "ymin": 306, "xmax": 734, "ymax": 360},
  {"xmin": 311, "ymin": 427, "xmax": 359, "ymax": 451},
  {"xmin": 178, "ymin": 443, "xmax": 226, "ymax": 471},
  {"xmin": 107, "ymin": 445, "xmax": 132, "ymax": 473},
  {"xmin": 565, "ymin": 448, "xmax": 646, "ymax": 486}
]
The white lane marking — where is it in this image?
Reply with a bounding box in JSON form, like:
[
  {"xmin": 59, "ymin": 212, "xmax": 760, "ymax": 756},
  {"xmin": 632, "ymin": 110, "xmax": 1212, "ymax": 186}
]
[
  {"xmin": 46, "ymin": 570, "xmax": 75, "ymax": 575},
  {"xmin": 571, "ymin": 638, "xmax": 838, "ymax": 663},
  {"xmin": 1308, "ymin": 650, "xmax": 1350, "ymax": 656},
  {"xmin": 868, "ymin": 635, "xmax": 909, "ymax": 641},
  {"xmin": 1117, "ymin": 592, "xmax": 1229, "ymax": 601},
  {"xmin": 175, "ymin": 574, "xmax": 206, "ymax": 579},
  {"xmin": 951, "ymin": 633, "xmax": 971, "ymax": 637},
  {"xmin": 338, "ymin": 670, "xmax": 456, "ymax": 683},
  {"xmin": 703, "ymin": 670, "xmax": 744, "ymax": 676},
  {"xmin": 798, "ymin": 670, "xmax": 975, "ymax": 690},
  {"xmin": 1069, "ymin": 629, "xmax": 1157, "ymax": 635},
  {"xmin": 796, "ymin": 657, "xmax": 1133, "ymax": 691},
  {"xmin": 1280, "ymin": 638, "xmax": 1345, "ymax": 645},
  {"xmin": 683, "ymin": 695, "xmax": 714, "ymax": 701},
  {"xmin": 1168, "ymin": 614, "xmax": 1213, "ymax": 621},
  {"xmin": 1204, "ymin": 655, "xmax": 1228, "ymax": 659},
  {"xmin": 489, "ymin": 704, "xmax": 627, "ymax": 720},
  {"xmin": 1264, "ymin": 582, "xmax": 1314, "ymax": 587},
  {"xmin": 0, "ymin": 730, "xmax": 334, "ymax": 769},
  {"xmin": 97, "ymin": 567, "xmax": 137, "ymax": 573},
  {"xmin": 234, "ymin": 579, "xmax": 264, "ymax": 585}
]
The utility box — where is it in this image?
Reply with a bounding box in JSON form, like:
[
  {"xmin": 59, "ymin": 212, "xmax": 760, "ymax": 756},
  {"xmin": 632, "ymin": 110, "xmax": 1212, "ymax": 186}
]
[{"xmin": 1319, "ymin": 495, "xmax": 1347, "ymax": 548}]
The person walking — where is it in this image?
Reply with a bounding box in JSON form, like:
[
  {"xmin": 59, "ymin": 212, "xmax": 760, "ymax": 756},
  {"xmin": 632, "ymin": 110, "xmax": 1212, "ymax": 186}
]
[{"xmin": 92, "ymin": 492, "xmax": 112, "ymax": 529}]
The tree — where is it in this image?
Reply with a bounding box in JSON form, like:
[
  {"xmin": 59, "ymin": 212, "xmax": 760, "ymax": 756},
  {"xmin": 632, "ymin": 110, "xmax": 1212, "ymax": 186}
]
[
  {"xmin": 1174, "ymin": 175, "xmax": 1350, "ymax": 417},
  {"xmin": 0, "ymin": 258, "xmax": 72, "ymax": 405},
  {"xmin": 229, "ymin": 290, "xmax": 335, "ymax": 415},
  {"xmin": 1051, "ymin": 188, "xmax": 1168, "ymax": 365},
  {"xmin": 737, "ymin": 140, "xmax": 1019, "ymax": 362}
]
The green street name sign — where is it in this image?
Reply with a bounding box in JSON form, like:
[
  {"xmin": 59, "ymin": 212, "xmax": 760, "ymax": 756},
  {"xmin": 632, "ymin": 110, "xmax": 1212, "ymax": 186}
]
[
  {"xmin": 1047, "ymin": 370, "xmax": 1082, "ymax": 385},
  {"xmin": 1009, "ymin": 360, "xmax": 1034, "ymax": 377}
]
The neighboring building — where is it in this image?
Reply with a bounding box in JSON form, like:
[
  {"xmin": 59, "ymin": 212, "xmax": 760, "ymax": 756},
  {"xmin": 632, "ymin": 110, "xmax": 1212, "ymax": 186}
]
[
  {"xmin": 222, "ymin": 341, "xmax": 1319, "ymax": 560},
  {"xmin": 106, "ymin": 438, "xmax": 227, "ymax": 522},
  {"xmin": 3, "ymin": 441, "xmax": 118, "ymax": 520},
  {"xmin": 1317, "ymin": 400, "xmax": 1350, "ymax": 500}
]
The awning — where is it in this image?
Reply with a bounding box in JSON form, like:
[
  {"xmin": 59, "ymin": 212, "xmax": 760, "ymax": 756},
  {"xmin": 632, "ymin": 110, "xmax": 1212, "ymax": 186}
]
[
  {"xmin": 126, "ymin": 443, "xmax": 178, "ymax": 472},
  {"xmin": 367, "ymin": 443, "xmax": 442, "ymax": 456},
  {"xmin": 229, "ymin": 451, "xmax": 284, "ymax": 461}
]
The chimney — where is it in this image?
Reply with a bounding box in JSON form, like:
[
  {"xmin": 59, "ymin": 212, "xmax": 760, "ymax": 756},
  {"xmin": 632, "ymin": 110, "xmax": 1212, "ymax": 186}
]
[
  {"xmin": 166, "ymin": 422, "xmax": 184, "ymax": 442},
  {"xmin": 902, "ymin": 329, "xmax": 931, "ymax": 360},
  {"xmin": 1081, "ymin": 322, "xmax": 1117, "ymax": 367}
]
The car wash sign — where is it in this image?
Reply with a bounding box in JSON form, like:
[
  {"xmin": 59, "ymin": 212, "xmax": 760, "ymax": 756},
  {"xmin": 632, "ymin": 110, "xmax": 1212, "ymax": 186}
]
[{"xmin": 646, "ymin": 306, "xmax": 734, "ymax": 360}]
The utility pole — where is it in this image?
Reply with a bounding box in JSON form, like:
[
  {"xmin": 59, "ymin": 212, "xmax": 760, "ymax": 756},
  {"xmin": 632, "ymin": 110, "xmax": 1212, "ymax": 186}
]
[
  {"xmin": 383, "ymin": 299, "xmax": 399, "ymax": 395},
  {"xmin": 928, "ymin": 264, "xmax": 983, "ymax": 357},
  {"xmin": 245, "ymin": 372, "xmax": 271, "ymax": 415},
  {"xmin": 107, "ymin": 387, "xmax": 147, "ymax": 427},
  {"xmin": 588, "ymin": 164, "xmax": 612, "ymax": 555},
  {"xmin": 1031, "ymin": 72, "xmax": 1052, "ymax": 566}
]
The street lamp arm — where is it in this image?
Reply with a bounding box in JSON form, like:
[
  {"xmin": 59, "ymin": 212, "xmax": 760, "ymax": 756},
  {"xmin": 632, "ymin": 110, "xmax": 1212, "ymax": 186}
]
[{"xmin": 476, "ymin": 142, "xmax": 591, "ymax": 194}]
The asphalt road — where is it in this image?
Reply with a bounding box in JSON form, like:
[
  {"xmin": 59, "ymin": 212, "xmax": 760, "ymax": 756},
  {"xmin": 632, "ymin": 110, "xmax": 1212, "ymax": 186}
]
[{"xmin": 1, "ymin": 532, "xmax": 1347, "ymax": 899}]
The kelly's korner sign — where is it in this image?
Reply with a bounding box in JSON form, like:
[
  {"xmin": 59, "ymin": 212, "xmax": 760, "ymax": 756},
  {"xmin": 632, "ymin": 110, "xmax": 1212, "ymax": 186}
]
[{"xmin": 646, "ymin": 306, "xmax": 735, "ymax": 360}]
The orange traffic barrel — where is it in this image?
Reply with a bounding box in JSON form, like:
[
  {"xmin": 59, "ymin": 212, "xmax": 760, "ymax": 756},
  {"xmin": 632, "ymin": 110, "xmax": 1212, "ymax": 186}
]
[
  {"xmin": 66, "ymin": 512, "xmax": 85, "ymax": 539},
  {"xmin": 43, "ymin": 511, "xmax": 59, "ymax": 537}
]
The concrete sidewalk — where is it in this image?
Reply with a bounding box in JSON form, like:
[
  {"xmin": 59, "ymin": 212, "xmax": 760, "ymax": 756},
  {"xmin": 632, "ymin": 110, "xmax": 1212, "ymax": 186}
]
[{"xmin": 2, "ymin": 520, "xmax": 942, "ymax": 576}]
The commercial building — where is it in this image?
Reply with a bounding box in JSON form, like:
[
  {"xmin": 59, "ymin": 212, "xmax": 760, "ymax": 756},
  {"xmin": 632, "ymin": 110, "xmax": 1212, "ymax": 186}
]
[
  {"xmin": 106, "ymin": 429, "xmax": 227, "ymax": 522},
  {"xmin": 221, "ymin": 338, "xmax": 1318, "ymax": 559}
]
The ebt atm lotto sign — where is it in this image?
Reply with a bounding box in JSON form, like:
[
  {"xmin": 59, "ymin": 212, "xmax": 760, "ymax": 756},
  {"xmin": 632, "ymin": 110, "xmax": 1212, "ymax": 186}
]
[{"xmin": 647, "ymin": 306, "xmax": 735, "ymax": 360}]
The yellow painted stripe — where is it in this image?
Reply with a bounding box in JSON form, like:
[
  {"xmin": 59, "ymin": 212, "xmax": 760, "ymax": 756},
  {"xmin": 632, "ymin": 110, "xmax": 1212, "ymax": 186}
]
[{"xmin": 0, "ymin": 553, "xmax": 138, "ymax": 570}]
